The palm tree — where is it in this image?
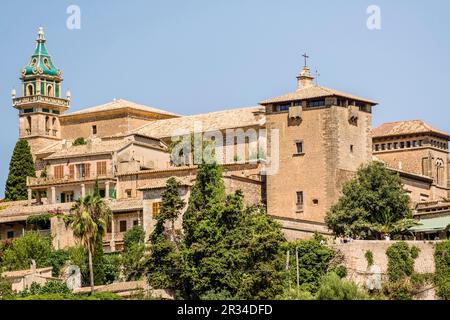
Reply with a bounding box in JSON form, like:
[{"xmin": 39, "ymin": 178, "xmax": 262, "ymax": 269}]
[
  {"xmin": 65, "ymin": 194, "xmax": 111, "ymax": 294},
  {"xmin": 372, "ymin": 208, "xmax": 418, "ymax": 239}
]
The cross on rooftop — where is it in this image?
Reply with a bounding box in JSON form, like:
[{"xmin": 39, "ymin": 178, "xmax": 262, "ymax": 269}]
[{"xmin": 302, "ymin": 53, "xmax": 309, "ymax": 67}]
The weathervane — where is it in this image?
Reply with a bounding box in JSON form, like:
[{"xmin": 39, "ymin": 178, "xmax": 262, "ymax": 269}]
[{"xmin": 315, "ymin": 70, "xmax": 320, "ymax": 85}]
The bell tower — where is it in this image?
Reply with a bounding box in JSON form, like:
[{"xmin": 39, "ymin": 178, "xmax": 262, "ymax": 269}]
[{"xmin": 12, "ymin": 27, "xmax": 70, "ymax": 156}]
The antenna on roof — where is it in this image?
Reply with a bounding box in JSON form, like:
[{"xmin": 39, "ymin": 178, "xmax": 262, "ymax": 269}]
[{"xmin": 315, "ymin": 70, "xmax": 320, "ymax": 86}]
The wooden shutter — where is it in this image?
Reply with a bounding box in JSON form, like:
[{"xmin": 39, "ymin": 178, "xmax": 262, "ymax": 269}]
[
  {"xmin": 54, "ymin": 165, "xmax": 64, "ymax": 179},
  {"xmin": 85, "ymin": 163, "xmax": 91, "ymax": 179},
  {"xmin": 69, "ymin": 165, "xmax": 75, "ymax": 179}
]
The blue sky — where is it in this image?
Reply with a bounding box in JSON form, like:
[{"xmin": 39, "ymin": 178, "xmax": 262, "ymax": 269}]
[{"xmin": 1, "ymin": 0, "xmax": 450, "ymax": 197}]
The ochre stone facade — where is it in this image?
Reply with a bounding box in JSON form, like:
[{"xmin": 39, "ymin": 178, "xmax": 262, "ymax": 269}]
[{"xmin": 1, "ymin": 29, "xmax": 450, "ymax": 250}]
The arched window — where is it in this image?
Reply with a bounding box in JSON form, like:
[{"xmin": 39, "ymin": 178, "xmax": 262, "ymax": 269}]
[
  {"xmin": 45, "ymin": 116, "xmax": 50, "ymax": 134},
  {"xmin": 52, "ymin": 117, "xmax": 58, "ymax": 136},
  {"xmin": 47, "ymin": 85, "xmax": 53, "ymax": 97},
  {"xmin": 436, "ymin": 159, "xmax": 445, "ymax": 186},
  {"xmin": 26, "ymin": 116, "xmax": 32, "ymax": 135},
  {"xmin": 27, "ymin": 84, "xmax": 34, "ymax": 96}
]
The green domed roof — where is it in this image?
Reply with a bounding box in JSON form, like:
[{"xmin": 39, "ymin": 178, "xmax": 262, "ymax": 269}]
[{"xmin": 22, "ymin": 28, "xmax": 61, "ymax": 77}]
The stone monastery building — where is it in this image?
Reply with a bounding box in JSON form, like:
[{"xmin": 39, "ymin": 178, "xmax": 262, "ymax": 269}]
[{"xmin": 1, "ymin": 28, "xmax": 449, "ymax": 250}]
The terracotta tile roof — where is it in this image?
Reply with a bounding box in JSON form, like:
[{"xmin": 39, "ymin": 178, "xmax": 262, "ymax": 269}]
[
  {"xmin": 0, "ymin": 199, "xmax": 143, "ymax": 223},
  {"xmin": 63, "ymin": 99, "xmax": 180, "ymax": 117},
  {"xmin": 372, "ymin": 120, "xmax": 450, "ymax": 139},
  {"xmin": 132, "ymin": 106, "xmax": 266, "ymax": 139},
  {"xmin": 260, "ymin": 85, "xmax": 377, "ymax": 105},
  {"xmin": 2, "ymin": 267, "xmax": 53, "ymax": 279},
  {"xmin": 138, "ymin": 177, "xmax": 194, "ymax": 190},
  {"xmin": 42, "ymin": 139, "xmax": 131, "ymax": 160}
]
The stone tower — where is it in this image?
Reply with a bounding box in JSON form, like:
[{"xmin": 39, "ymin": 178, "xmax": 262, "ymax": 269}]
[
  {"xmin": 12, "ymin": 27, "xmax": 70, "ymax": 156},
  {"xmin": 260, "ymin": 60, "xmax": 376, "ymax": 238}
]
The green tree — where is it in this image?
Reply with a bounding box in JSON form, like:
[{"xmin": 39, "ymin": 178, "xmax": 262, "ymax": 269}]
[
  {"xmin": 283, "ymin": 237, "xmax": 336, "ymax": 294},
  {"xmin": 180, "ymin": 162, "xmax": 285, "ymax": 299},
  {"xmin": 325, "ymin": 162, "xmax": 415, "ymax": 239},
  {"xmin": 316, "ymin": 272, "xmax": 368, "ymax": 300},
  {"xmin": 0, "ymin": 231, "xmax": 53, "ymax": 272},
  {"xmin": 147, "ymin": 178, "xmax": 185, "ymax": 290},
  {"xmin": 0, "ymin": 276, "xmax": 13, "ymax": 299},
  {"xmin": 434, "ymin": 240, "xmax": 450, "ymax": 300},
  {"xmin": 160, "ymin": 178, "xmax": 186, "ymax": 243},
  {"xmin": 122, "ymin": 225, "xmax": 147, "ymax": 281},
  {"xmin": 123, "ymin": 225, "xmax": 145, "ymax": 250},
  {"xmin": 65, "ymin": 194, "xmax": 111, "ymax": 294},
  {"xmin": 5, "ymin": 139, "xmax": 36, "ymax": 201}
]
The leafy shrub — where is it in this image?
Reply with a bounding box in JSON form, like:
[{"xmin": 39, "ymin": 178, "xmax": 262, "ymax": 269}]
[
  {"xmin": 386, "ymin": 242, "xmax": 419, "ymax": 282},
  {"xmin": 434, "ymin": 240, "xmax": 450, "ymax": 300},
  {"xmin": 0, "ymin": 231, "xmax": 53, "ymax": 271},
  {"xmin": 49, "ymin": 250, "xmax": 70, "ymax": 277},
  {"xmin": 275, "ymin": 289, "xmax": 315, "ymax": 300},
  {"xmin": 72, "ymin": 137, "xmax": 86, "ymax": 146},
  {"xmin": 123, "ymin": 225, "xmax": 145, "ymax": 251},
  {"xmin": 283, "ymin": 238, "xmax": 335, "ymax": 294},
  {"xmin": 21, "ymin": 281, "xmax": 72, "ymax": 297},
  {"xmin": 332, "ymin": 265, "xmax": 348, "ymax": 279},
  {"xmin": 365, "ymin": 250, "xmax": 374, "ymax": 268},
  {"xmin": 0, "ymin": 276, "xmax": 13, "ymax": 299},
  {"xmin": 104, "ymin": 253, "xmax": 122, "ymax": 284},
  {"xmin": 316, "ymin": 272, "xmax": 368, "ymax": 300}
]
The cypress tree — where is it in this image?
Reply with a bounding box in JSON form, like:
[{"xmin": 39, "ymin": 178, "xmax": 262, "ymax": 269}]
[
  {"xmin": 5, "ymin": 139, "xmax": 35, "ymax": 201},
  {"xmin": 147, "ymin": 177, "xmax": 185, "ymax": 290},
  {"xmin": 182, "ymin": 162, "xmax": 226, "ymax": 246}
]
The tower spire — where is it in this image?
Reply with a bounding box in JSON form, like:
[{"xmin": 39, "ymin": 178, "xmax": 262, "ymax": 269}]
[{"xmin": 37, "ymin": 27, "xmax": 45, "ymax": 42}]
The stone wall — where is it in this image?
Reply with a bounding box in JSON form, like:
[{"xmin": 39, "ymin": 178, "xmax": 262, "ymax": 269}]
[{"xmin": 332, "ymin": 240, "xmax": 438, "ymax": 300}]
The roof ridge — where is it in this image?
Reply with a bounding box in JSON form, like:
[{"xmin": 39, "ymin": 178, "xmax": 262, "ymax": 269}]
[{"xmin": 131, "ymin": 105, "xmax": 262, "ymax": 134}]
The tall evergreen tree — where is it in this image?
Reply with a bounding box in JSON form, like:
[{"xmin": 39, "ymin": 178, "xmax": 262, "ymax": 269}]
[
  {"xmin": 5, "ymin": 139, "xmax": 35, "ymax": 201},
  {"xmin": 180, "ymin": 162, "xmax": 285, "ymax": 299},
  {"xmin": 147, "ymin": 178, "xmax": 185, "ymax": 290},
  {"xmin": 160, "ymin": 177, "xmax": 186, "ymax": 243}
]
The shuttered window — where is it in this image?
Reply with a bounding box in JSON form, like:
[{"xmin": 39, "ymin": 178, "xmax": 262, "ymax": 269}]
[
  {"xmin": 54, "ymin": 165, "xmax": 64, "ymax": 179},
  {"xmin": 97, "ymin": 161, "xmax": 107, "ymax": 176}
]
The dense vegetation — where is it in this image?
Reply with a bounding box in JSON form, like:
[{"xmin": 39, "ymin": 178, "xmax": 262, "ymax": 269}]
[
  {"xmin": 434, "ymin": 240, "xmax": 450, "ymax": 300},
  {"xmin": 325, "ymin": 162, "xmax": 416, "ymax": 240},
  {"xmin": 4, "ymin": 139, "xmax": 35, "ymax": 201}
]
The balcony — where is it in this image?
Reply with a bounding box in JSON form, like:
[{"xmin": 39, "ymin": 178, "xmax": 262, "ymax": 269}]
[
  {"xmin": 104, "ymin": 232, "xmax": 125, "ymax": 243},
  {"xmin": 13, "ymin": 95, "xmax": 69, "ymax": 110},
  {"xmin": 27, "ymin": 171, "xmax": 115, "ymax": 187}
]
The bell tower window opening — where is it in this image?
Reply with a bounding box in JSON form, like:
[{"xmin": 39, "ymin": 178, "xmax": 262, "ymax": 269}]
[
  {"xmin": 47, "ymin": 85, "xmax": 53, "ymax": 97},
  {"xmin": 27, "ymin": 84, "xmax": 34, "ymax": 96},
  {"xmin": 26, "ymin": 116, "xmax": 32, "ymax": 135}
]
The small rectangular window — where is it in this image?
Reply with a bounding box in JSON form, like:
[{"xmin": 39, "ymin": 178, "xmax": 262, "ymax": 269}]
[
  {"xmin": 394, "ymin": 142, "xmax": 398, "ymax": 149},
  {"xmin": 92, "ymin": 125, "xmax": 97, "ymax": 135},
  {"xmin": 400, "ymin": 142, "xmax": 405, "ymax": 149},
  {"xmin": 125, "ymin": 189, "xmax": 132, "ymax": 198},
  {"xmin": 119, "ymin": 221, "xmax": 127, "ymax": 233},
  {"xmin": 7, "ymin": 231, "xmax": 14, "ymax": 239},
  {"xmin": 295, "ymin": 141, "xmax": 304, "ymax": 155},
  {"xmin": 406, "ymin": 141, "xmax": 411, "ymax": 148},
  {"xmin": 133, "ymin": 220, "xmax": 139, "ymax": 226},
  {"xmin": 296, "ymin": 191, "xmax": 304, "ymax": 212},
  {"xmin": 350, "ymin": 145, "xmax": 354, "ymax": 153}
]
